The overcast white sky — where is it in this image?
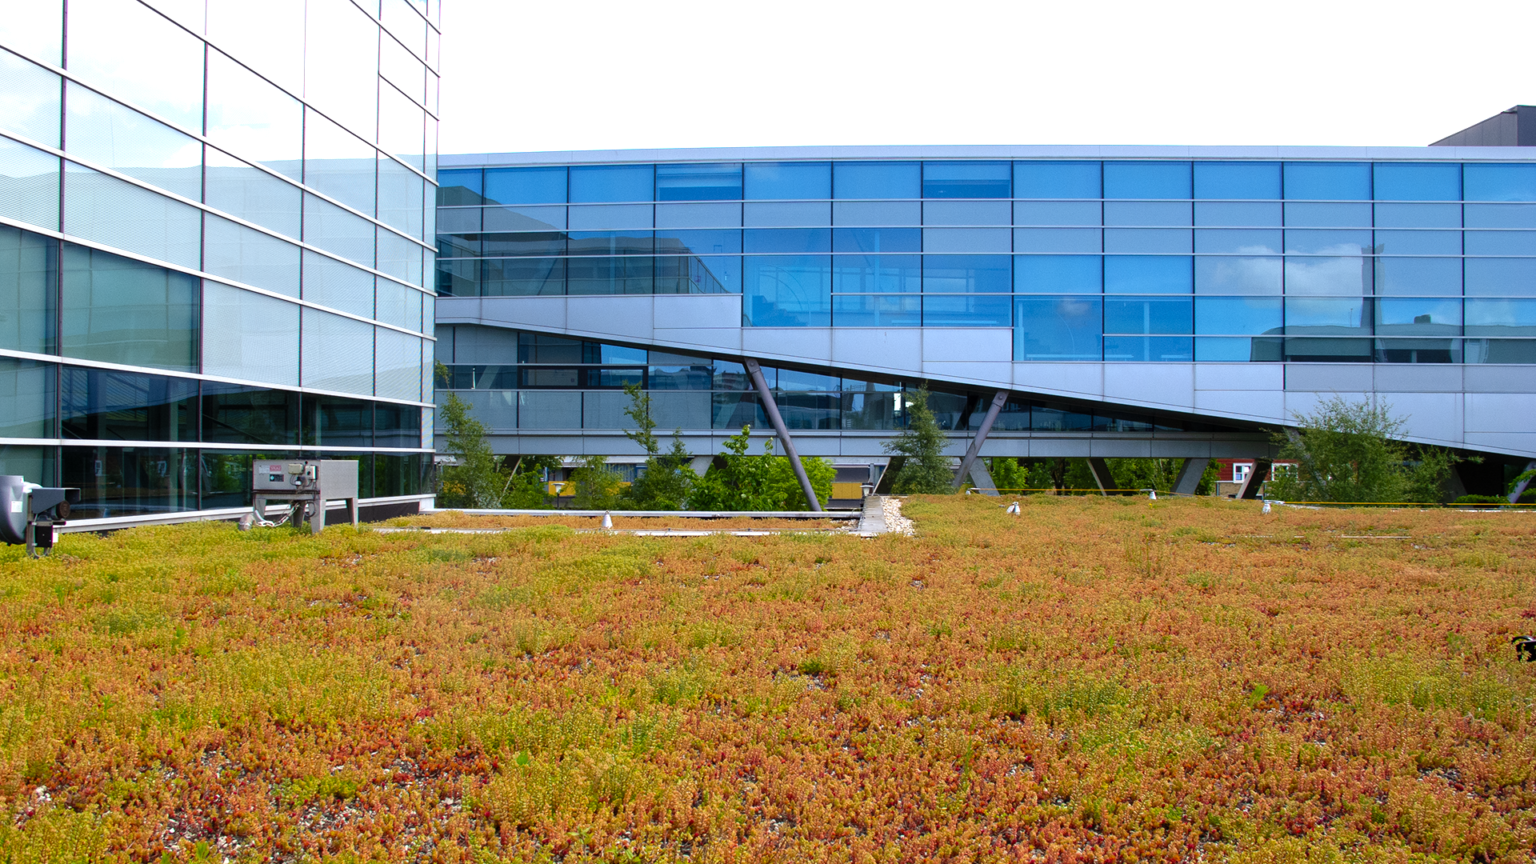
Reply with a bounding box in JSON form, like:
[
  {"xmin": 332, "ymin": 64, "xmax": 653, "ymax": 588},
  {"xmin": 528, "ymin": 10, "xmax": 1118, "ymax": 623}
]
[{"xmin": 438, "ymin": 0, "xmax": 1535, "ymax": 156}]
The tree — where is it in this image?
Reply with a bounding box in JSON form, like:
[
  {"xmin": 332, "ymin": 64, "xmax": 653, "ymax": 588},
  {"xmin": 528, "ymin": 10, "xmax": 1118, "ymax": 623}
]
[
  {"xmin": 688, "ymin": 426, "xmax": 834, "ymax": 511},
  {"xmin": 570, "ymin": 455, "xmax": 622, "ymax": 510},
  {"xmin": 501, "ymin": 455, "xmax": 559, "ymax": 509},
  {"xmin": 989, "ymin": 457, "xmax": 1031, "ymax": 493},
  {"xmin": 884, "ymin": 387, "xmax": 953, "ymax": 494},
  {"xmin": 618, "ymin": 383, "xmax": 697, "ymax": 510},
  {"xmin": 1265, "ymin": 396, "xmax": 1456, "ymax": 503},
  {"xmin": 766, "ymin": 452, "xmax": 835, "ymax": 510},
  {"xmin": 435, "ymin": 364, "xmax": 506, "ymax": 508}
]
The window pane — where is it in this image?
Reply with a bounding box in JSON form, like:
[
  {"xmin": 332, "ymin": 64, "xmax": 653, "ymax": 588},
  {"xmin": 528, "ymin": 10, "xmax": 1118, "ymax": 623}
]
[
  {"xmin": 923, "ymin": 162, "xmax": 1009, "ymax": 198},
  {"xmin": 301, "ymin": 308, "xmax": 374, "ymax": 395},
  {"xmin": 375, "ymin": 326, "xmax": 420, "ymax": 401},
  {"xmin": 378, "ymin": 155, "xmax": 425, "ymax": 240},
  {"xmin": 1104, "ymin": 228, "xmax": 1191, "ymax": 254},
  {"xmin": 377, "ymin": 228, "xmax": 423, "ymax": 287},
  {"xmin": 832, "ymin": 293, "xmax": 921, "ymax": 326},
  {"xmin": 1283, "ymin": 162, "xmax": 1370, "ymax": 200},
  {"xmin": 745, "ymin": 162, "xmax": 830, "ymax": 200},
  {"xmin": 1014, "ymin": 201, "xmax": 1100, "ymax": 225},
  {"xmin": 481, "ymin": 257, "xmax": 564, "ymax": 296},
  {"xmin": 1285, "ymin": 229, "xmax": 1371, "ymax": 255},
  {"xmin": 1465, "ymin": 258, "xmax": 1536, "ymax": 296},
  {"xmin": 1465, "ymin": 204, "xmax": 1536, "ymax": 229},
  {"xmin": 1375, "ymin": 258, "xmax": 1461, "ymax": 296},
  {"xmin": 1284, "ymin": 257, "xmax": 1373, "ymax": 296},
  {"xmin": 830, "ymin": 227, "xmax": 919, "ymax": 253},
  {"xmin": 201, "ymin": 282, "xmax": 300, "ymax": 386},
  {"xmin": 302, "ymin": 0, "xmax": 378, "ymax": 143},
  {"xmin": 1465, "ymin": 230, "xmax": 1536, "ymax": 256},
  {"xmin": 204, "ymin": 214, "xmax": 300, "ymax": 297},
  {"xmin": 656, "ymin": 254, "xmax": 739, "ymax": 294},
  {"xmin": 483, "ymin": 166, "xmax": 565, "ymax": 205},
  {"xmin": 201, "ymin": 383, "xmax": 300, "ymax": 446},
  {"xmin": 435, "ymin": 257, "xmax": 478, "ymax": 296},
  {"xmin": 1014, "ymin": 296, "xmax": 1102, "ymax": 360},
  {"xmin": 1195, "ymin": 256, "xmax": 1282, "ymax": 295},
  {"xmin": 655, "ymin": 229, "xmax": 742, "ymax": 256},
  {"xmin": 61, "ymin": 243, "xmax": 199, "ymax": 371},
  {"xmin": 1195, "ymin": 336, "xmax": 1284, "ymax": 362},
  {"xmin": 1013, "ymin": 228, "xmax": 1100, "ymax": 254},
  {"xmin": 922, "ymin": 255, "xmax": 1010, "ymax": 293},
  {"xmin": 656, "ymin": 163, "xmax": 741, "ymax": 201},
  {"xmin": 743, "ymin": 255, "xmax": 830, "ymax": 326},
  {"xmin": 1014, "ymin": 255, "xmax": 1100, "ymax": 294},
  {"xmin": 0, "ymin": 0, "xmax": 62, "ymax": 66},
  {"xmin": 1373, "ymin": 163, "xmax": 1459, "ymax": 201},
  {"xmin": 923, "ymin": 227, "xmax": 1009, "ymax": 253},
  {"xmin": 379, "ymin": 85, "xmax": 425, "ymax": 172},
  {"xmin": 1375, "ymin": 203, "xmax": 1460, "ymax": 228},
  {"xmin": 205, "ymin": 49, "xmax": 303, "ymax": 181},
  {"xmin": 1466, "ymin": 298, "xmax": 1536, "ymax": 335},
  {"xmin": 570, "ymin": 165, "xmax": 653, "ymax": 203},
  {"xmin": 833, "ymin": 162, "xmax": 919, "ymax": 199},
  {"xmin": 567, "ymin": 230, "xmax": 651, "ymax": 256},
  {"xmin": 437, "ymin": 168, "xmax": 484, "ymax": 206},
  {"xmin": 1103, "ymin": 201, "xmax": 1190, "ymax": 226},
  {"xmin": 1194, "ymin": 296, "xmax": 1283, "ymax": 335},
  {"xmin": 304, "ymin": 109, "xmax": 376, "ymax": 216},
  {"xmin": 566, "ymin": 256, "xmax": 653, "ymax": 295},
  {"xmin": 1283, "ymin": 202, "xmax": 1372, "ymax": 227},
  {"xmin": 1103, "ymin": 162, "xmax": 1190, "ymax": 199},
  {"xmin": 922, "ymin": 294, "xmax": 1010, "ymax": 326},
  {"xmin": 832, "ymin": 255, "xmax": 921, "ymax": 293},
  {"xmin": 1376, "ymin": 297, "xmax": 1461, "ymax": 335},
  {"xmin": 66, "ymin": 0, "xmax": 204, "ymax": 131},
  {"xmin": 302, "ymin": 250, "xmax": 374, "ymax": 318},
  {"xmin": 302, "ymin": 394, "xmax": 373, "ymax": 446},
  {"xmin": 303, "ymin": 193, "xmax": 375, "ymax": 266},
  {"xmin": 1195, "ymin": 201, "xmax": 1281, "ymax": 226},
  {"xmin": 380, "ymin": 28, "xmax": 426, "ymax": 104},
  {"xmin": 1103, "ymin": 336, "xmax": 1192, "ymax": 362},
  {"xmin": 1014, "ymin": 161, "xmax": 1100, "ymax": 199},
  {"xmin": 1105, "ymin": 296, "xmax": 1192, "ymax": 334},
  {"xmin": 0, "ymin": 48, "xmax": 62, "ymax": 147},
  {"xmin": 1374, "ymin": 230, "xmax": 1460, "ymax": 255},
  {"xmin": 744, "ymin": 228, "xmax": 831, "ymax": 254},
  {"xmin": 0, "ymin": 358, "xmax": 54, "ymax": 439},
  {"xmin": 1284, "ymin": 297, "xmax": 1371, "ymax": 334},
  {"xmin": 1104, "ymin": 256, "xmax": 1192, "ymax": 293},
  {"xmin": 1465, "ymin": 339, "xmax": 1536, "ymax": 363},
  {"xmin": 207, "ymin": 0, "xmax": 305, "ymax": 95},
  {"xmin": 0, "ymin": 225, "xmax": 56, "ymax": 354},
  {"xmin": 62, "ymin": 446, "xmax": 195, "ymax": 517},
  {"xmin": 0, "ymin": 137, "xmax": 60, "ymax": 231},
  {"xmin": 484, "ymin": 231, "xmax": 566, "ymax": 256},
  {"xmin": 64, "ymin": 83, "xmax": 202, "ymax": 201},
  {"xmin": 1195, "ymin": 229, "xmax": 1281, "ymax": 254},
  {"xmin": 205, "ymin": 148, "xmax": 301, "ymax": 238},
  {"xmin": 1193, "ymin": 162, "xmax": 1280, "ymax": 199},
  {"xmin": 1464, "ymin": 164, "xmax": 1536, "ymax": 202},
  {"xmin": 63, "ymin": 162, "xmax": 200, "ymax": 268}
]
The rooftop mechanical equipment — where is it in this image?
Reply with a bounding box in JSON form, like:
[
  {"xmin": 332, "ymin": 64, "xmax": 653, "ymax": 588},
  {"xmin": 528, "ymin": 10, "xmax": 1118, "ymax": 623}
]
[
  {"xmin": 0, "ymin": 476, "xmax": 81, "ymax": 557},
  {"xmin": 242, "ymin": 460, "xmax": 360, "ymax": 534}
]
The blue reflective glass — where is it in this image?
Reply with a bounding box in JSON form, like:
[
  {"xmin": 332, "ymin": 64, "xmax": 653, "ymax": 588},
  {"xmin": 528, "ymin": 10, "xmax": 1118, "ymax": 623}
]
[
  {"xmin": 1012, "ymin": 228, "xmax": 1101, "ymax": 254},
  {"xmin": 1375, "ymin": 258, "xmax": 1461, "ymax": 296},
  {"xmin": 1103, "ymin": 162, "xmax": 1190, "ymax": 199},
  {"xmin": 1283, "ymin": 202, "xmax": 1373, "ymax": 227},
  {"xmin": 567, "ymin": 231, "xmax": 652, "ymax": 255},
  {"xmin": 743, "ymin": 255, "xmax": 830, "ymax": 326},
  {"xmin": 655, "ymin": 229, "xmax": 742, "ymax": 256},
  {"xmin": 922, "ymin": 255, "xmax": 1010, "ymax": 293},
  {"xmin": 1464, "ymin": 204, "xmax": 1536, "ymax": 228},
  {"xmin": 569, "ymin": 164, "xmax": 654, "ymax": 203},
  {"xmin": 744, "ymin": 162, "xmax": 830, "ymax": 200},
  {"xmin": 1193, "ymin": 162, "xmax": 1280, "ymax": 199},
  {"xmin": 1194, "ymin": 229, "xmax": 1281, "ymax": 254},
  {"xmin": 1374, "ymin": 230, "xmax": 1461, "ymax": 255},
  {"xmin": 832, "ymin": 294, "xmax": 921, "ymax": 327},
  {"xmin": 436, "ymin": 168, "xmax": 482, "ymax": 205},
  {"xmin": 656, "ymin": 163, "xmax": 742, "ymax": 201},
  {"xmin": 1014, "ymin": 296, "xmax": 1102, "ymax": 360},
  {"xmin": 744, "ymin": 228, "xmax": 831, "ymax": 253},
  {"xmin": 1103, "ymin": 201, "xmax": 1190, "ymax": 227},
  {"xmin": 1195, "ymin": 201, "xmax": 1282, "ymax": 226},
  {"xmin": 922, "ymin": 294, "xmax": 1011, "ymax": 326},
  {"xmin": 1103, "ymin": 228, "xmax": 1191, "ymax": 253},
  {"xmin": 1195, "ymin": 336, "xmax": 1284, "ymax": 362},
  {"xmin": 1465, "ymin": 231, "xmax": 1536, "ymax": 256},
  {"xmin": 1104, "ymin": 296, "xmax": 1192, "ymax": 334},
  {"xmin": 1014, "ymin": 255, "xmax": 1100, "ymax": 294},
  {"xmin": 1103, "ymin": 336, "xmax": 1192, "ymax": 362},
  {"xmin": 833, "ymin": 162, "xmax": 920, "ymax": 199},
  {"xmin": 1194, "ymin": 296, "xmax": 1283, "ymax": 335},
  {"xmin": 1104, "ymin": 256, "xmax": 1192, "ymax": 293},
  {"xmin": 1373, "ymin": 163, "xmax": 1460, "ymax": 201},
  {"xmin": 1284, "ymin": 258, "xmax": 1373, "ymax": 296},
  {"xmin": 1285, "ymin": 229, "xmax": 1372, "ymax": 254},
  {"xmin": 1283, "ymin": 162, "xmax": 1370, "ymax": 200},
  {"xmin": 1284, "ymin": 297, "xmax": 1370, "ymax": 333},
  {"xmin": 1375, "ymin": 298, "xmax": 1461, "ymax": 334},
  {"xmin": 833, "ymin": 227, "xmax": 921, "ymax": 253},
  {"xmin": 484, "ymin": 166, "xmax": 566, "ymax": 205},
  {"xmin": 656, "ymin": 254, "xmax": 739, "ymax": 294},
  {"xmin": 1014, "ymin": 162, "xmax": 1100, "ymax": 199},
  {"xmin": 922, "ymin": 162, "xmax": 1009, "ymax": 199},
  {"xmin": 1466, "ymin": 298, "xmax": 1536, "ymax": 334},
  {"xmin": 1463, "ymin": 164, "xmax": 1536, "ymax": 202},
  {"xmin": 1195, "ymin": 257, "xmax": 1282, "ymax": 295},
  {"xmin": 832, "ymin": 255, "xmax": 921, "ymax": 293},
  {"xmin": 1374, "ymin": 203, "xmax": 1461, "ymax": 228},
  {"xmin": 1465, "ymin": 258, "xmax": 1536, "ymax": 296},
  {"xmin": 1014, "ymin": 201, "xmax": 1100, "ymax": 225}
]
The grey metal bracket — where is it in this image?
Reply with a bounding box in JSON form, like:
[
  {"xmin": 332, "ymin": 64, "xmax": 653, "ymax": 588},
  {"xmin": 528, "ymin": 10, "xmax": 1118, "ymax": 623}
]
[
  {"xmin": 953, "ymin": 390, "xmax": 1009, "ymax": 492},
  {"xmin": 744, "ymin": 358, "xmax": 822, "ymax": 512}
]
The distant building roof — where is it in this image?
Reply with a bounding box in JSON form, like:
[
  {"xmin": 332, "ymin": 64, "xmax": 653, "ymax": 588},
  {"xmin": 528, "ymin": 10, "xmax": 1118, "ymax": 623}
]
[{"xmin": 1432, "ymin": 106, "xmax": 1536, "ymax": 146}]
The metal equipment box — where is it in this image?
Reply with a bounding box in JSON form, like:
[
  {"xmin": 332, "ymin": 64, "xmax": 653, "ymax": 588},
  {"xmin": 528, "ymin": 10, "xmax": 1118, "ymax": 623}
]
[{"xmin": 250, "ymin": 460, "xmax": 360, "ymax": 533}]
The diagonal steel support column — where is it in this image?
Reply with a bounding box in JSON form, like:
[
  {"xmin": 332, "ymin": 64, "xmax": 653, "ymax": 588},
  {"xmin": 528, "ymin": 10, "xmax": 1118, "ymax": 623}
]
[
  {"xmin": 1238, "ymin": 459, "xmax": 1272, "ymax": 500},
  {"xmin": 1087, "ymin": 458, "xmax": 1116, "ymax": 496},
  {"xmin": 1171, "ymin": 458, "xmax": 1210, "ymax": 496},
  {"xmin": 1509, "ymin": 459, "xmax": 1536, "ymax": 505},
  {"xmin": 953, "ymin": 390, "xmax": 1009, "ymax": 492},
  {"xmin": 744, "ymin": 358, "xmax": 822, "ymax": 512}
]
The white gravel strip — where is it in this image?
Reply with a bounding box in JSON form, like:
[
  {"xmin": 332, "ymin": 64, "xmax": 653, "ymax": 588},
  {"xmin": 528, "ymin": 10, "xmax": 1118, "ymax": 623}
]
[{"xmin": 882, "ymin": 496, "xmax": 916, "ymax": 536}]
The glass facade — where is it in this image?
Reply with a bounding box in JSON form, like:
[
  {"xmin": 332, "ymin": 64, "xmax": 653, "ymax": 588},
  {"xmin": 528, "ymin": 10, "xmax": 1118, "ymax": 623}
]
[
  {"xmin": 437, "ymin": 159, "xmax": 1536, "ymax": 365},
  {"xmin": 0, "ymin": 1, "xmax": 437, "ymax": 514}
]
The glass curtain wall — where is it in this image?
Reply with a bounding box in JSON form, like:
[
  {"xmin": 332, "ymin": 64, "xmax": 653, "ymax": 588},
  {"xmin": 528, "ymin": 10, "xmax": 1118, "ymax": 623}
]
[
  {"xmin": 0, "ymin": 0, "xmax": 438, "ymax": 512},
  {"xmin": 436, "ymin": 158, "xmax": 1536, "ymax": 364}
]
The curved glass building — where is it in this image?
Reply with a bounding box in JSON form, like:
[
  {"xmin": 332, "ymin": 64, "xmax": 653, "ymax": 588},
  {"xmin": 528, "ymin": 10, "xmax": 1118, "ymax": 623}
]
[
  {"xmin": 0, "ymin": 0, "xmax": 439, "ymax": 520},
  {"xmin": 435, "ymin": 144, "xmax": 1536, "ymax": 493}
]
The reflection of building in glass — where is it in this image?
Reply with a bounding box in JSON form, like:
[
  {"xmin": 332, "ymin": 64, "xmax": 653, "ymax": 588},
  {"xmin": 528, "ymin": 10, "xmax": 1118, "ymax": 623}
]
[
  {"xmin": 0, "ymin": 0, "xmax": 439, "ymax": 518},
  {"xmin": 434, "ymin": 131, "xmax": 1536, "ymax": 493}
]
